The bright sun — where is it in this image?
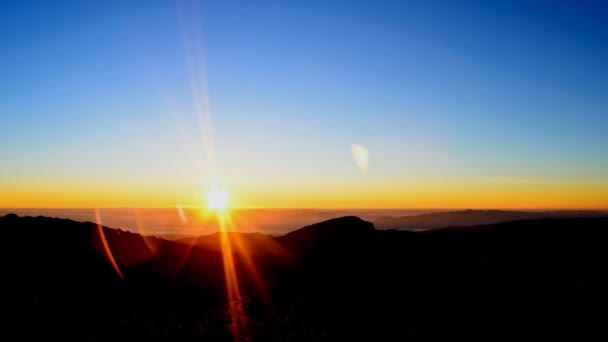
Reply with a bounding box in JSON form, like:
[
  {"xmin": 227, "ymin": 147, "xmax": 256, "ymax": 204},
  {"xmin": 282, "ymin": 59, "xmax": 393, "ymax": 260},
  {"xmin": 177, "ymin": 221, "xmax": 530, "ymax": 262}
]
[{"xmin": 205, "ymin": 185, "xmax": 230, "ymax": 212}]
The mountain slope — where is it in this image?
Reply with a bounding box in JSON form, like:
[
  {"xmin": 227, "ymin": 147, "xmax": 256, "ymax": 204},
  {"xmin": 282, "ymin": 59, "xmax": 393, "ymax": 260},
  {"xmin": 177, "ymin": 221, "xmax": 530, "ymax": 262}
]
[
  {"xmin": 3, "ymin": 213, "xmax": 608, "ymax": 340},
  {"xmin": 374, "ymin": 209, "xmax": 606, "ymax": 230},
  {"xmin": 176, "ymin": 232, "xmax": 285, "ymax": 255}
]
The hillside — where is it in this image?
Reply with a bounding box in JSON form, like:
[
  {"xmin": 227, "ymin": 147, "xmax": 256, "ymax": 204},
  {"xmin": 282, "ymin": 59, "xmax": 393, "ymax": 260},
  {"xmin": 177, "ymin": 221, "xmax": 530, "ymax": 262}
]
[
  {"xmin": 4, "ymin": 213, "xmax": 608, "ymax": 340},
  {"xmin": 374, "ymin": 209, "xmax": 606, "ymax": 230},
  {"xmin": 176, "ymin": 232, "xmax": 284, "ymax": 255}
]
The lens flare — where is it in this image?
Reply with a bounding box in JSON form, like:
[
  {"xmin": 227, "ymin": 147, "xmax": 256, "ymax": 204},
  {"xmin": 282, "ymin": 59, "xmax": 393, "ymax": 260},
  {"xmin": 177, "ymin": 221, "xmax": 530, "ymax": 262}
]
[
  {"xmin": 177, "ymin": 203, "xmax": 189, "ymax": 224},
  {"xmin": 133, "ymin": 209, "xmax": 159, "ymax": 257},
  {"xmin": 94, "ymin": 208, "xmax": 124, "ymax": 280},
  {"xmin": 351, "ymin": 143, "xmax": 370, "ymax": 171}
]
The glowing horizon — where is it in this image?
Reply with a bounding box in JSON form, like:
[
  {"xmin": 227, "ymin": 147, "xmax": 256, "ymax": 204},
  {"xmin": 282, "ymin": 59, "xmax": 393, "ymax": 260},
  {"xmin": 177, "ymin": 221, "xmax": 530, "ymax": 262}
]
[{"xmin": 2, "ymin": 184, "xmax": 607, "ymax": 211}]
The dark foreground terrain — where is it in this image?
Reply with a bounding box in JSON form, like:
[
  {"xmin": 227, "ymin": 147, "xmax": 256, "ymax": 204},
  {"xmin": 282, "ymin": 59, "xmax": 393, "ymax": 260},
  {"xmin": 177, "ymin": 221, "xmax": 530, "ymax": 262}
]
[{"xmin": 4, "ymin": 213, "xmax": 608, "ymax": 340}]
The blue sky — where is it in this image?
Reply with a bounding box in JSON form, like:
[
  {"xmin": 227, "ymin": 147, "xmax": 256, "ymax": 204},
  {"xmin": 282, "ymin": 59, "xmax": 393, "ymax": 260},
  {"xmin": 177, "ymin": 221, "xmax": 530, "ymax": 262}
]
[{"xmin": 1, "ymin": 0, "xmax": 607, "ymax": 208}]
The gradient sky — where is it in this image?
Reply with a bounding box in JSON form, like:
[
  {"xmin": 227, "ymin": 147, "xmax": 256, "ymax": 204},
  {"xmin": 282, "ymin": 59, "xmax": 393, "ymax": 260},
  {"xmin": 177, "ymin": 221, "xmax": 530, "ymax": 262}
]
[{"xmin": 1, "ymin": 0, "xmax": 607, "ymax": 209}]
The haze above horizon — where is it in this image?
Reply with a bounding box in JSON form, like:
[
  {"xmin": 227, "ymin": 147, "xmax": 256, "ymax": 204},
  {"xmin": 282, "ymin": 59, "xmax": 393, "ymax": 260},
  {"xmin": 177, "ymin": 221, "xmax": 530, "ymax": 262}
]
[{"xmin": 1, "ymin": 0, "xmax": 607, "ymax": 209}]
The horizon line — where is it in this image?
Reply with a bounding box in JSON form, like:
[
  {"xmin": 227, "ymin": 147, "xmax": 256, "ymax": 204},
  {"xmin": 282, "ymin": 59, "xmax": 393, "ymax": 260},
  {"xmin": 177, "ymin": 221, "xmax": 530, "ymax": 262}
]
[{"xmin": 2, "ymin": 206, "xmax": 607, "ymax": 211}]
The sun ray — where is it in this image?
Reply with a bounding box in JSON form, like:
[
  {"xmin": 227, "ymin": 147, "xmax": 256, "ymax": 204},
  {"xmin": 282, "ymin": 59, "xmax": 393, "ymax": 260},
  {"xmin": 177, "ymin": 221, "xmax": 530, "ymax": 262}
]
[
  {"xmin": 170, "ymin": 207, "xmax": 213, "ymax": 284},
  {"xmin": 222, "ymin": 213, "xmax": 271, "ymax": 305},
  {"xmin": 218, "ymin": 212, "xmax": 250, "ymax": 341}
]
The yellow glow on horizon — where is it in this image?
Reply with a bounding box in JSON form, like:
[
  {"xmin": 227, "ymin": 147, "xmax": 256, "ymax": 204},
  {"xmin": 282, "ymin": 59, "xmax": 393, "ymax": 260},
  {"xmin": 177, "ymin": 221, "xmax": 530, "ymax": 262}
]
[{"xmin": 1, "ymin": 178, "xmax": 607, "ymax": 210}]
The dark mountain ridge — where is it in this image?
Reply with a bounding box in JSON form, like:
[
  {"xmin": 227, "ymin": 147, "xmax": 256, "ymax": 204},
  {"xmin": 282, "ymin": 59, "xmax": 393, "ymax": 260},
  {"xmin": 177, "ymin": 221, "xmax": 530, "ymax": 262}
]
[
  {"xmin": 4, "ymin": 213, "xmax": 608, "ymax": 340},
  {"xmin": 176, "ymin": 231, "xmax": 281, "ymax": 254},
  {"xmin": 374, "ymin": 208, "xmax": 607, "ymax": 230}
]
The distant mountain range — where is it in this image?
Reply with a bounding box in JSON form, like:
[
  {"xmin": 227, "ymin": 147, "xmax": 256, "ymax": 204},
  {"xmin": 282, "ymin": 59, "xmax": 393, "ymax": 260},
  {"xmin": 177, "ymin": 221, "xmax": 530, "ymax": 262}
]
[
  {"xmin": 174, "ymin": 210, "xmax": 608, "ymax": 252},
  {"xmin": 4, "ymin": 213, "xmax": 608, "ymax": 340},
  {"xmin": 374, "ymin": 209, "xmax": 606, "ymax": 230}
]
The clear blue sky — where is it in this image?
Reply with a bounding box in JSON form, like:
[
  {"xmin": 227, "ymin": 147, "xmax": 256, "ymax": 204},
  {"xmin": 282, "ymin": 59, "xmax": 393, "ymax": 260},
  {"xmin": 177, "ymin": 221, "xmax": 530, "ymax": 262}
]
[{"xmin": 1, "ymin": 0, "xmax": 607, "ymax": 208}]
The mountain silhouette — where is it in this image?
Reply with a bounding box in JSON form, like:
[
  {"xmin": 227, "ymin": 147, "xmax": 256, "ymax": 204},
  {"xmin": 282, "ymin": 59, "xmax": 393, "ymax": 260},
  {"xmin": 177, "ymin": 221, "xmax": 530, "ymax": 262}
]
[
  {"xmin": 374, "ymin": 209, "xmax": 606, "ymax": 230},
  {"xmin": 176, "ymin": 232, "xmax": 285, "ymax": 255},
  {"xmin": 4, "ymin": 213, "xmax": 608, "ymax": 340},
  {"xmin": 276, "ymin": 216, "xmax": 374, "ymax": 255}
]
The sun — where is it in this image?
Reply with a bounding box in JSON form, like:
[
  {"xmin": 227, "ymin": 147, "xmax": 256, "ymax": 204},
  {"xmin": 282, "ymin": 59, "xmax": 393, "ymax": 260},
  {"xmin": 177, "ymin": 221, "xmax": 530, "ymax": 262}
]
[{"xmin": 205, "ymin": 184, "xmax": 230, "ymax": 212}]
